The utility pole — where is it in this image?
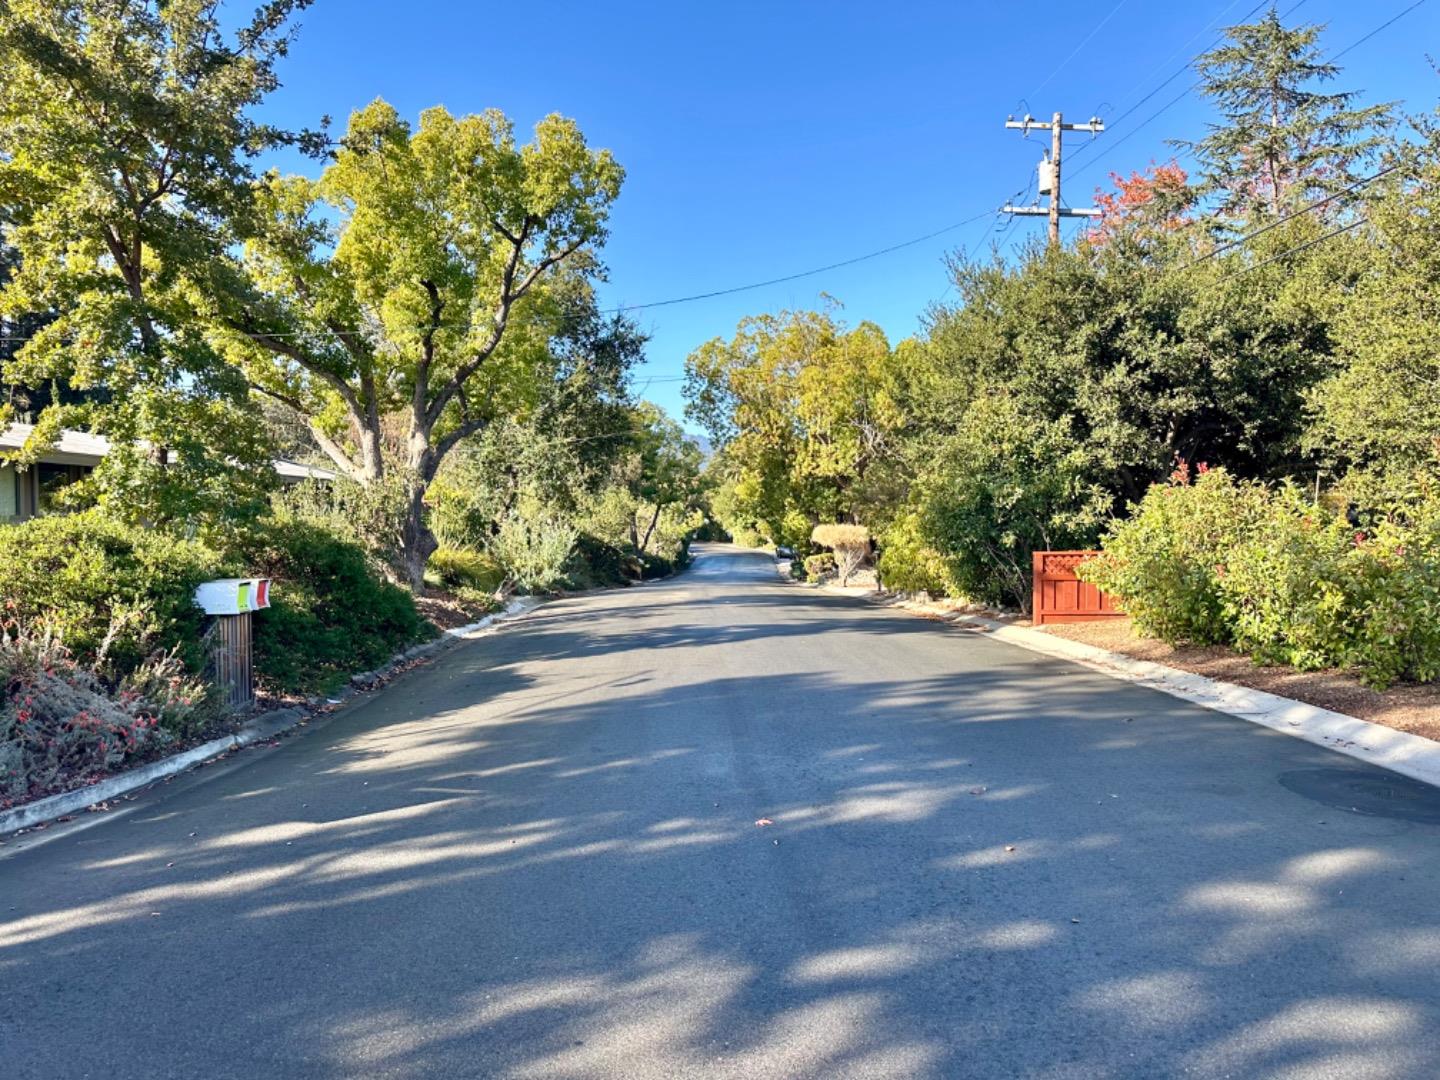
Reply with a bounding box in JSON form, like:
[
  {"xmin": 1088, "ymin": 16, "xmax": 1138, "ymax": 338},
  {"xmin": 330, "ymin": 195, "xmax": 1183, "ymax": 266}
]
[{"xmin": 1002, "ymin": 112, "xmax": 1104, "ymax": 245}]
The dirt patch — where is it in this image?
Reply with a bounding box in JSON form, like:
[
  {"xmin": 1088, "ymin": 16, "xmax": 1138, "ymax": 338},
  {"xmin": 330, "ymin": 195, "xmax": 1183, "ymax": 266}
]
[
  {"xmin": 413, "ymin": 590, "xmax": 500, "ymax": 632},
  {"xmin": 1038, "ymin": 617, "xmax": 1440, "ymax": 742}
]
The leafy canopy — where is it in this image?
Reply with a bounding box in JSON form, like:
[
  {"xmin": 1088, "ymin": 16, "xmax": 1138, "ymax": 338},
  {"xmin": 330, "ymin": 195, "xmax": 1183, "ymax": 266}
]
[{"xmin": 0, "ymin": 0, "xmax": 318, "ymax": 526}]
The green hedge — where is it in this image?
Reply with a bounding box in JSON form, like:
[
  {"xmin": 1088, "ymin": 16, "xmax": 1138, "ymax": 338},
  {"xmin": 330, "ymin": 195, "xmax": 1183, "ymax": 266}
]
[
  {"xmin": 0, "ymin": 510, "xmax": 226, "ymax": 675},
  {"xmin": 234, "ymin": 517, "xmax": 433, "ymax": 692},
  {"xmin": 1081, "ymin": 468, "xmax": 1440, "ymax": 688}
]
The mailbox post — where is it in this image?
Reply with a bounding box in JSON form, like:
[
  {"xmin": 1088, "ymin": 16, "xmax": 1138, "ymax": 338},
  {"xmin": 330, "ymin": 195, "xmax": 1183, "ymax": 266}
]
[{"xmin": 194, "ymin": 578, "xmax": 272, "ymax": 709}]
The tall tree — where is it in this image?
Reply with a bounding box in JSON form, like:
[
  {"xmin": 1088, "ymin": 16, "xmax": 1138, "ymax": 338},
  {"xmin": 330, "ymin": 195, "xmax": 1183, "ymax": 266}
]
[
  {"xmin": 623, "ymin": 403, "xmax": 704, "ymax": 554},
  {"xmin": 1181, "ymin": 7, "xmax": 1393, "ymax": 217},
  {"xmin": 0, "ymin": 0, "xmax": 318, "ymax": 525},
  {"xmin": 684, "ymin": 305, "xmax": 906, "ymax": 545},
  {"xmin": 213, "ymin": 101, "xmax": 624, "ymax": 589},
  {"xmin": 1307, "ymin": 110, "xmax": 1440, "ymax": 500}
]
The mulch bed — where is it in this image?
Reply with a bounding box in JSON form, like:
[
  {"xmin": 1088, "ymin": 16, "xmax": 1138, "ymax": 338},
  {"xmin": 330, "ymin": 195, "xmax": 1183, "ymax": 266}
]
[
  {"xmin": 413, "ymin": 589, "xmax": 501, "ymax": 632},
  {"xmin": 1038, "ymin": 617, "xmax": 1440, "ymax": 743}
]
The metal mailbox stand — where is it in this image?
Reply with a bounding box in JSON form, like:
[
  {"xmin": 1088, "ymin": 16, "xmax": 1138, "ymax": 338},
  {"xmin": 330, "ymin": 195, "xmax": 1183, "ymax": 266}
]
[{"xmin": 194, "ymin": 578, "xmax": 272, "ymax": 709}]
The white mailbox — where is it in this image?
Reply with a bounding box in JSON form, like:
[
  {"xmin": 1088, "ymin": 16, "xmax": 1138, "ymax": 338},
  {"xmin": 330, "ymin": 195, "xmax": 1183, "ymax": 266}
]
[
  {"xmin": 194, "ymin": 579, "xmax": 271, "ymax": 708},
  {"xmin": 194, "ymin": 578, "xmax": 271, "ymax": 616}
]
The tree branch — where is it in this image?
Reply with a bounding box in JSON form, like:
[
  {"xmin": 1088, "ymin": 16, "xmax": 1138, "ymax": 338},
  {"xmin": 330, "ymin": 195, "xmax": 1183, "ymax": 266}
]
[
  {"xmin": 424, "ymin": 233, "xmax": 586, "ymax": 428},
  {"xmin": 229, "ymin": 316, "xmax": 367, "ymax": 423},
  {"xmin": 248, "ymin": 381, "xmax": 366, "ymax": 481},
  {"xmin": 431, "ymin": 417, "xmax": 490, "ymax": 474}
]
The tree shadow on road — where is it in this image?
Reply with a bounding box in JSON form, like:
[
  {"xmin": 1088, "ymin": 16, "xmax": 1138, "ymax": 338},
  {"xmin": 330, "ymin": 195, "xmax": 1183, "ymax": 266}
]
[{"xmin": 3, "ymin": 555, "xmax": 1440, "ymax": 1079}]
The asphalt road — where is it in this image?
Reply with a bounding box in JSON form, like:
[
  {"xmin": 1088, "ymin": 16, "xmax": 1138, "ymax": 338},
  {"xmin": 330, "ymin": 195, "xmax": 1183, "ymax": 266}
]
[{"xmin": 3, "ymin": 544, "xmax": 1440, "ymax": 1079}]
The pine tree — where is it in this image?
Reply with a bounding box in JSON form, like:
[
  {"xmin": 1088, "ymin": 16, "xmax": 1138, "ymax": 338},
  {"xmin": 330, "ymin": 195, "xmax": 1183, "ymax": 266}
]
[{"xmin": 1181, "ymin": 7, "xmax": 1393, "ymax": 218}]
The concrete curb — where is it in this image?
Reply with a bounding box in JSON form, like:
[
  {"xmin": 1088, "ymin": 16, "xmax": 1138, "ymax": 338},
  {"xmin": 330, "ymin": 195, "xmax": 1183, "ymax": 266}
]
[
  {"xmin": 0, "ymin": 596, "xmax": 548, "ymax": 838},
  {"xmin": 0, "ymin": 708, "xmax": 303, "ymax": 835},
  {"xmin": 958, "ymin": 612, "xmax": 1440, "ymax": 790},
  {"xmin": 790, "ymin": 570, "xmax": 1440, "ymax": 791}
]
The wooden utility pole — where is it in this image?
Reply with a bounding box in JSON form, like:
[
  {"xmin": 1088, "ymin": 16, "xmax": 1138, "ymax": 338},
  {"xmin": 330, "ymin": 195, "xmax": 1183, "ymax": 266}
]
[
  {"xmin": 1049, "ymin": 111, "xmax": 1063, "ymax": 245},
  {"xmin": 1002, "ymin": 112, "xmax": 1105, "ymax": 246}
]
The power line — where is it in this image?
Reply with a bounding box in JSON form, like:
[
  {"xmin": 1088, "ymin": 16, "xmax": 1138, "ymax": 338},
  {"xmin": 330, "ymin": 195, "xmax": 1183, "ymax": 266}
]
[
  {"xmin": 1236, "ymin": 217, "xmax": 1370, "ymax": 275},
  {"xmin": 1077, "ymin": 0, "xmax": 1422, "ymax": 188},
  {"xmin": 1332, "ymin": 0, "xmax": 1429, "ymax": 59},
  {"xmin": 1069, "ymin": 0, "xmax": 1422, "ymax": 186},
  {"xmin": 1067, "ymin": 0, "xmax": 1316, "ymax": 180},
  {"xmin": 1066, "ymin": 0, "xmax": 1273, "ymax": 168},
  {"xmin": 600, "ymin": 207, "xmax": 1002, "ymax": 314},
  {"xmin": 0, "ymin": 208, "xmax": 1008, "ymax": 346},
  {"xmin": 1027, "ymin": 0, "xmax": 1132, "ymax": 101},
  {"xmin": 1179, "ymin": 163, "xmax": 1399, "ymax": 270}
]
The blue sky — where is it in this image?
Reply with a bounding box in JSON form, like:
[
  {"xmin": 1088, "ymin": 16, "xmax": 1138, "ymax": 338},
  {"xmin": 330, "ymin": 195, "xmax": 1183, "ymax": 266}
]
[{"xmin": 255, "ymin": 0, "xmax": 1440, "ymax": 429}]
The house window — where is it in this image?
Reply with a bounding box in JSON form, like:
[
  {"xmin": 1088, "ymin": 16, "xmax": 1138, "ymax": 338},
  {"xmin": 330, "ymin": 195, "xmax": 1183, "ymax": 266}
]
[
  {"xmin": 0, "ymin": 464, "xmax": 17, "ymax": 521},
  {"xmin": 35, "ymin": 463, "xmax": 79, "ymax": 513}
]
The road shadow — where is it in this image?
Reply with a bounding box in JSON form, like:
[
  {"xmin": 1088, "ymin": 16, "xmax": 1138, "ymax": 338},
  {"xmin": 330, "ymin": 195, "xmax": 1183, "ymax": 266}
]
[{"xmin": 2, "ymin": 546, "xmax": 1438, "ymax": 1078}]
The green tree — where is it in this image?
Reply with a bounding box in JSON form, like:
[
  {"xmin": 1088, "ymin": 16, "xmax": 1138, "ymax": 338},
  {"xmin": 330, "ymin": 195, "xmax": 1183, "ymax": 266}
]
[
  {"xmin": 212, "ymin": 100, "xmax": 624, "ymax": 589},
  {"xmin": 0, "ymin": 0, "xmax": 317, "ymax": 526},
  {"xmin": 1182, "ymin": 7, "xmax": 1393, "ymax": 217},
  {"xmin": 916, "ymin": 392, "xmax": 1111, "ymax": 609},
  {"xmin": 1307, "ymin": 111, "xmax": 1440, "ymax": 500},
  {"xmin": 684, "ymin": 305, "xmax": 906, "ymax": 545},
  {"xmin": 428, "ymin": 309, "xmax": 644, "ymax": 551},
  {"xmin": 601, "ymin": 403, "xmax": 705, "ymax": 555}
]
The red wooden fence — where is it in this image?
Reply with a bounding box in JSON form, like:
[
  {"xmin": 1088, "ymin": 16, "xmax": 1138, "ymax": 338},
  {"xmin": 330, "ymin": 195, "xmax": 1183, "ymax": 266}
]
[{"xmin": 1031, "ymin": 550, "xmax": 1124, "ymax": 626}]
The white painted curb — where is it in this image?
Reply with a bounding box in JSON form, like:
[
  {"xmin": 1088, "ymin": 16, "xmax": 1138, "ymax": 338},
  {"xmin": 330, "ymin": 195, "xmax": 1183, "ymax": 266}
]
[
  {"xmin": 445, "ymin": 596, "xmax": 544, "ymax": 638},
  {"xmin": 789, "ymin": 572, "xmax": 1440, "ymax": 791},
  {"xmin": 0, "ymin": 708, "xmax": 302, "ymax": 835}
]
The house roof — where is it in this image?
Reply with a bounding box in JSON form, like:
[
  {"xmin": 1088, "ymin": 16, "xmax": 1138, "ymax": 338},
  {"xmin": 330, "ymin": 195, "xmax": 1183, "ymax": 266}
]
[{"xmin": 1, "ymin": 424, "xmax": 337, "ymax": 482}]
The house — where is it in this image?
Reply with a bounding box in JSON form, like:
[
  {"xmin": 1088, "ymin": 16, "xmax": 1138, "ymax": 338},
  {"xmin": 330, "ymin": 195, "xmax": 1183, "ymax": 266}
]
[{"xmin": 1, "ymin": 423, "xmax": 336, "ymax": 523}]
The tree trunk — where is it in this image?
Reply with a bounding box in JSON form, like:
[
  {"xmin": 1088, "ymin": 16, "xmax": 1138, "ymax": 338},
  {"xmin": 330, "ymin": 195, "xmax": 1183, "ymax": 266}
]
[
  {"xmin": 638, "ymin": 502, "xmax": 663, "ymax": 554},
  {"xmin": 402, "ymin": 479, "xmax": 439, "ymax": 594}
]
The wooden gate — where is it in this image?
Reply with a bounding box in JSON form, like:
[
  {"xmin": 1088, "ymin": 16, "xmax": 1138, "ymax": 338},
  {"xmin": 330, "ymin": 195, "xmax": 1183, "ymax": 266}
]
[{"xmin": 1031, "ymin": 551, "xmax": 1124, "ymax": 626}]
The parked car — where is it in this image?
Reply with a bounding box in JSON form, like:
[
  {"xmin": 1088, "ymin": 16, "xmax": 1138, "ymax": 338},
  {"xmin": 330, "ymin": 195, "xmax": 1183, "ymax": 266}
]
[{"xmin": 775, "ymin": 545, "xmax": 794, "ymax": 560}]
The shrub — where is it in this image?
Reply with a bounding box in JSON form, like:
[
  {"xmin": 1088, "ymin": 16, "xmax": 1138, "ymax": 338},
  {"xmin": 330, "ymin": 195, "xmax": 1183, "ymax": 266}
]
[
  {"xmin": 426, "ymin": 547, "xmax": 505, "ymax": 595},
  {"xmin": 1343, "ymin": 514, "xmax": 1440, "ymax": 687},
  {"xmin": 1, "ymin": 618, "xmax": 211, "ymax": 803},
  {"xmin": 567, "ymin": 533, "xmax": 635, "ymax": 587},
  {"xmin": 1082, "ymin": 468, "xmax": 1440, "ymax": 688},
  {"xmin": 489, "ymin": 512, "xmax": 578, "ymax": 594},
  {"xmin": 0, "ymin": 510, "xmax": 227, "ymax": 675},
  {"xmin": 427, "ymin": 481, "xmax": 491, "ymax": 550},
  {"xmin": 1080, "ymin": 465, "xmax": 1271, "ymax": 644},
  {"xmin": 1222, "ymin": 501, "xmax": 1440, "ymax": 688},
  {"xmin": 877, "ymin": 511, "xmax": 957, "ymax": 595},
  {"xmin": 233, "ymin": 518, "xmax": 432, "ymax": 692},
  {"xmin": 918, "ymin": 394, "xmax": 1111, "ymax": 609},
  {"xmin": 274, "ymin": 474, "xmax": 410, "ymax": 579},
  {"xmin": 803, "ymin": 552, "xmax": 836, "ymax": 583},
  {"xmin": 811, "ymin": 523, "xmax": 871, "ymax": 586},
  {"xmin": 1219, "ymin": 489, "xmax": 1354, "ymax": 670}
]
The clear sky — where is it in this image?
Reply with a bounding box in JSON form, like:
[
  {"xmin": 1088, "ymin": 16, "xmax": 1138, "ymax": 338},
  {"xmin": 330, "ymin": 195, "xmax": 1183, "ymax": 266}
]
[{"xmin": 254, "ymin": 0, "xmax": 1440, "ymax": 430}]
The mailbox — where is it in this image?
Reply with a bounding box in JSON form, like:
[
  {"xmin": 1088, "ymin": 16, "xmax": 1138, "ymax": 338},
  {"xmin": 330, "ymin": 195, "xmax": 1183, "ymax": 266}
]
[
  {"xmin": 194, "ymin": 578, "xmax": 272, "ymax": 708},
  {"xmin": 194, "ymin": 578, "xmax": 271, "ymax": 615}
]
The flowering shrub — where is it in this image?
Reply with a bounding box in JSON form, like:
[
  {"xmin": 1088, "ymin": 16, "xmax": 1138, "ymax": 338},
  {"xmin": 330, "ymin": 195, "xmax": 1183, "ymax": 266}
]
[
  {"xmin": 1079, "ymin": 464, "xmax": 1270, "ymax": 644},
  {"xmin": 1081, "ymin": 466, "xmax": 1440, "ymax": 688},
  {"xmin": 0, "ymin": 616, "xmax": 211, "ymax": 804}
]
